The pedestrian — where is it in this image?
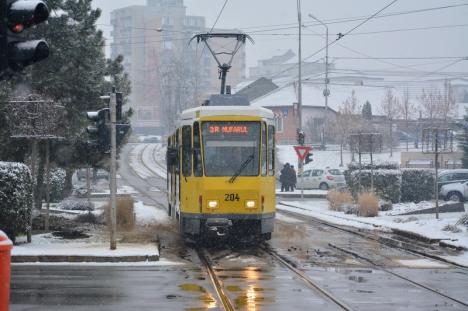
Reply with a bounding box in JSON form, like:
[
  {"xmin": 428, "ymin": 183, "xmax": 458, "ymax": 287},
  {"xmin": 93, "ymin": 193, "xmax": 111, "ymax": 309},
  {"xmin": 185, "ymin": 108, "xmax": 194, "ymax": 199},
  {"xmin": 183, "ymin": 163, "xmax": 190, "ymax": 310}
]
[
  {"xmin": 289, "ymin": 165, "xmax": 297, "ymax": 191},
  {"xmin": 280, "ymin": 163, "xmax": 290, "ymax": 192}
]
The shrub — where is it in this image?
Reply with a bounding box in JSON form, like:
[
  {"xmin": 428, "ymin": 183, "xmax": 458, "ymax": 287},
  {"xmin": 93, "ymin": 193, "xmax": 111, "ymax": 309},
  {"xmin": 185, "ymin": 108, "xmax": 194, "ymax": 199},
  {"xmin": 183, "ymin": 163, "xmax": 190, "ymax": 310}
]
[
  {"xmin": 357, "ymin": 192, "xmax": 379, "ymax": 217},
  {"xmin": 456, "ymin": 214, "xmax": 468, "ymax": 228},
  {"xmin": 58, "ymin": 198, "xmax": 94, "ymax": 211},
  {"xmin": 327, "ymin": 190, "xmax": 354, "ymax": 211},
  {"xmin": 349, "ymin": 169, "xmax": 401, "ymax": 203},
  {"xmin": 45, "ymin": 168, "xmax": 66, "ymax": 203},
  {"xmin": 0, "ymin": 162, "xmax": 33, "ymax": 242},
  {"xmin": 105, "ymin": 197, "xmax": 135, "ymax": 231},
  {"xmin": 401, "ymin": 169, "xmax": 435, "ymax": 203}
]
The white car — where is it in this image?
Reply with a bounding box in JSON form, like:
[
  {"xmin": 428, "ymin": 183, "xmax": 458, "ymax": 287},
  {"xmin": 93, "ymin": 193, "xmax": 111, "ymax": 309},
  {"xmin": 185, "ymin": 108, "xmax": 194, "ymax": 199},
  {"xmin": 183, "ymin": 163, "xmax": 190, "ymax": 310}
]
[
  {"xmin": 296, "ymin": 168, "xmax": 346, "ymax": 190},
  {"xmin": 440, "ymin": 181, "xmax": 468, "ymax": 202}
]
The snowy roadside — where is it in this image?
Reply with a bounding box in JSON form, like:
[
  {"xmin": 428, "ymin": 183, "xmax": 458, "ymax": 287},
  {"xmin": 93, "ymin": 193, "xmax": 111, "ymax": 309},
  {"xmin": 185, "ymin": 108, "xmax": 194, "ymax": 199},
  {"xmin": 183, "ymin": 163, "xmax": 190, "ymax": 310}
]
[
  {"xmin": 277, "ymin": 199, "xmax": 468, "ymax": 266},
  {"xmin": 12, "ymin": 201, "xmax": 173, "ymax": 264}
]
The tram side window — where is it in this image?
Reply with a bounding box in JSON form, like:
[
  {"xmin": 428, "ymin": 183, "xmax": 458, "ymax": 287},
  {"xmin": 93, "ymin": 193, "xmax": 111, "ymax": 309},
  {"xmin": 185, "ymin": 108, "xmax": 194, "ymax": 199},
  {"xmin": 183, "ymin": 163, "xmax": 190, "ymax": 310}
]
[
  {"xmin": 182, "ymin": 126, "xmax": 192, "ymax": 177},
  {"xmin": 268, "ymin": 125, "xmax": 275, "ymax": 176},
  {"xmin": 193, "ymin": 122, "xmax": 202, "ymax": 177},
  {"xmin": 261, "ymin": 122, "xmax": 267, "ymax": 176}
]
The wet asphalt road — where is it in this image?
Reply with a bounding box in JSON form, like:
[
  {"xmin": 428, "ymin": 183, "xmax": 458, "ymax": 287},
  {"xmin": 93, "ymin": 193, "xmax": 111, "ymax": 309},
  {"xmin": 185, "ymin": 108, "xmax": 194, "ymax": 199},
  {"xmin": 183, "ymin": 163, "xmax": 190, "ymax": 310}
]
[{"xmin": 10, "ymin": 143, "xmax": 468, "ymax": 310}]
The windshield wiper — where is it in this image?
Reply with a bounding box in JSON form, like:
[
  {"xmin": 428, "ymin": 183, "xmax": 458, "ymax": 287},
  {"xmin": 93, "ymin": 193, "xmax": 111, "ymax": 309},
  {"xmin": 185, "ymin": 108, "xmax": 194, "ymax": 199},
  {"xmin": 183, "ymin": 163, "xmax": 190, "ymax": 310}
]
[{"xmin": 229, "ymin": 153, "xmax": 254, "ymax": 183}]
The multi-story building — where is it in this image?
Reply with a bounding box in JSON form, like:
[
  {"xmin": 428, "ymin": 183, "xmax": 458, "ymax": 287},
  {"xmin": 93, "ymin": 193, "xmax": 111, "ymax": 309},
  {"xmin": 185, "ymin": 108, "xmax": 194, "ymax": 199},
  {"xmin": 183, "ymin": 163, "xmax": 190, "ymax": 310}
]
[{"xmin": 110, "ymin": 0, "xmax": 246, "ymax": 133}]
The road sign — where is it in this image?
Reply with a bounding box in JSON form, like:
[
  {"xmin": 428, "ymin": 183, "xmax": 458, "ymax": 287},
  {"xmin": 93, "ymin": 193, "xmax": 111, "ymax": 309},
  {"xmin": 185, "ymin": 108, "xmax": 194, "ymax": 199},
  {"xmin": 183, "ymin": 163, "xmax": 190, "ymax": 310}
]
[{"xmin": 294, "ymin": 145, "xmax": 312, "ymax": 162}]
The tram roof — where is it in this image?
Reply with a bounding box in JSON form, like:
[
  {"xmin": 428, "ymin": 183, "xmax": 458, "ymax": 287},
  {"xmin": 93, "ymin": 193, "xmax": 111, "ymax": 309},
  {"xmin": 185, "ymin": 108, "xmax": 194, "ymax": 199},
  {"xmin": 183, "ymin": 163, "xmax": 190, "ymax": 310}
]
[{"xmin": 179, "ymin": 105, "xmax": 274, "ymax": 122}]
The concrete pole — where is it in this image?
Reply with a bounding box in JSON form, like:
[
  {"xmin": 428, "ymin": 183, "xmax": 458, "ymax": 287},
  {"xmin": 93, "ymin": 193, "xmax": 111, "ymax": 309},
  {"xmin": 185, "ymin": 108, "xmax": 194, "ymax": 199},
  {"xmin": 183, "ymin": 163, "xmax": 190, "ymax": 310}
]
[
  {"xmin": 27, "ymin": 139, "xmax": 38, "ymax": 243},
  {"xmin": 110, "ymin": 90, "xmax": 117, "ymax": 250},
  {"xmin": 297, "ymin": 0, "xmax": 304, "ymax": 200},
  {"xmin": 45, "ymin": 140, "xmax": 50, "ymax": 231},
  {"xmin": 86, "ymin": 167, "xmax": 91, "ymax": 204}
]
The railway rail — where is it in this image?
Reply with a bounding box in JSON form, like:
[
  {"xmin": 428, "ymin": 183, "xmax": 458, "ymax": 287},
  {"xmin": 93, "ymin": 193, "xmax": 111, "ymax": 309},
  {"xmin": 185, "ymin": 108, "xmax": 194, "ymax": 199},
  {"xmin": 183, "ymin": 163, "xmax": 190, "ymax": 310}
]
[
  {"xmin": 276, "ymin": 204, "xmax": 468, "ymax": 308},
  {"xmin": 261, "ymin": 245, "xmax": 353, "ymax": 311},
  {"xmin": 278, "ymin": 202, "xmax": 468, "ymax": 271}
]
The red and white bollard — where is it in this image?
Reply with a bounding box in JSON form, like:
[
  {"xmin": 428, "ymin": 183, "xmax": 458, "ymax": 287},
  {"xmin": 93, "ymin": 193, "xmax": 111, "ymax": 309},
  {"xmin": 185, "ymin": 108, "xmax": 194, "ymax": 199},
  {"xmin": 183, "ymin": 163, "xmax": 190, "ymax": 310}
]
[{"xmin": 0, "ymin": 231, "xmax": 13, "ymax": 311}]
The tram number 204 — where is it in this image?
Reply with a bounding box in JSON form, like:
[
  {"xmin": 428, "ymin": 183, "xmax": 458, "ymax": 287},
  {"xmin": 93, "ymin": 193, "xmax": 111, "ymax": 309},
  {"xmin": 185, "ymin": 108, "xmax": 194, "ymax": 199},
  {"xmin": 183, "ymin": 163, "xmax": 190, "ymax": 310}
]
[{"xmin": 224, "ymin": 193, "xmax": 240, "ymax": 202}]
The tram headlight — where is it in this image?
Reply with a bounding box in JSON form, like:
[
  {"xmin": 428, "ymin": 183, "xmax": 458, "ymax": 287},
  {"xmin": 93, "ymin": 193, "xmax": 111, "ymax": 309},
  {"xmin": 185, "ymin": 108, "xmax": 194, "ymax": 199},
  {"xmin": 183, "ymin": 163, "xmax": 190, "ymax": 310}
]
[
  {"xmin": 245, "ymin": 200, "xmax": 256, "ymax": 209},
  {"xmin": 207, "ymin": 200, "xmax": 218, "ymax": 209}
]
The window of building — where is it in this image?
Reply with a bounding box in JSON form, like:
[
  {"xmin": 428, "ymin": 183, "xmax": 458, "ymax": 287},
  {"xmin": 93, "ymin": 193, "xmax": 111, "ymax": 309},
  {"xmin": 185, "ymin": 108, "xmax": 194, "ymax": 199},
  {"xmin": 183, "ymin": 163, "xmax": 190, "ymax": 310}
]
[{"xmin": 275, "ymin": 117, "xmax": 283, "ymax": 133}]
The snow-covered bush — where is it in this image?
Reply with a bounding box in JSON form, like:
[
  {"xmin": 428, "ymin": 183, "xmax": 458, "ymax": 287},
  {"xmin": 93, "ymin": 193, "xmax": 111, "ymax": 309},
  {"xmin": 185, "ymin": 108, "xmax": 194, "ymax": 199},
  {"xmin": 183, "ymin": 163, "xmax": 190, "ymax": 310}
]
[
  {"xmin": 456, "ymin": 214, "xmax": 468, "ymax": 228},
  {"xmin": 442, "ymin": 224, "xmax": 461, "ymax": 233},
  {"xmin": 349, "ymin": 169, "xmax": 401, "ymax": 203},
  {"xmin": 0, "ymin": 162, "xmax": 33, "ymax": 242},
  {"xmin": 57, "ymin": 198, "xmax": 94, "ymax": 211},
  {"xmin": 45, "ymin": 168, "xmax": 66, "ymax": 202},
  {"xmin": 401, "ymin": 169, "xmax": 435, "ymax": 203}
]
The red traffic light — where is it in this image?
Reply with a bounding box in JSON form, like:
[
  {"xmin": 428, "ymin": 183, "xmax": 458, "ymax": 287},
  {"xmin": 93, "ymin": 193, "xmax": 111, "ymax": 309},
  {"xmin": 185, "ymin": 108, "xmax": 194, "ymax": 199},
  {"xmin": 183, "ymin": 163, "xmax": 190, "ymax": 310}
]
[{"xmin": 8, "ymin": 0, "xmax": 49, "ymax": 33}]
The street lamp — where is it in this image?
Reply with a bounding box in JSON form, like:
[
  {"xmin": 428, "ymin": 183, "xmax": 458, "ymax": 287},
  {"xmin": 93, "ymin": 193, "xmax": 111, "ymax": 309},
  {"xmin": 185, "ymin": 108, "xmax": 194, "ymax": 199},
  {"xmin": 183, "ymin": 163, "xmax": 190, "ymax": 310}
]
[{"xmin": 308, "ymin": 13, "xmax": 329, "ymax": 149}]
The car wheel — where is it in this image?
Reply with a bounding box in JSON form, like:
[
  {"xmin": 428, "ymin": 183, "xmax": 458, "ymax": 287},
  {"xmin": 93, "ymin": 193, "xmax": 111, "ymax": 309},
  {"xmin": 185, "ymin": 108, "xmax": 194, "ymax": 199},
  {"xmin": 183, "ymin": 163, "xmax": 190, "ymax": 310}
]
[
  {"xmin": 447, "ymin": 191, "xmax": 464, "ymax": 203},
  {"xmin": 319, "ymin": 182, "xmax": 329, "ymax": 190}
]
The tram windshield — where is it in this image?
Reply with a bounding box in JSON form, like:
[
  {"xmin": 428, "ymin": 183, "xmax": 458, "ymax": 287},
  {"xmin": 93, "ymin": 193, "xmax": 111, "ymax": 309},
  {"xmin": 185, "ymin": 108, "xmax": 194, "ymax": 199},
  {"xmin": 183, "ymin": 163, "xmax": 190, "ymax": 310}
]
[{"xmin": 202, "ymin": 121, "xmax": 260, "ymax": 177}]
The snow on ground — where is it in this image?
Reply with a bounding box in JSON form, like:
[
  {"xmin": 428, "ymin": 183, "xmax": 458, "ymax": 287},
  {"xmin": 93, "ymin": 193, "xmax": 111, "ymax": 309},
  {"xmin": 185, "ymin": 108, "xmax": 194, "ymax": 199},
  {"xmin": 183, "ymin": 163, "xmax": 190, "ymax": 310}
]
[
  {"xmin": 12, "ymin": 233, "xmax": 159, "ymax": 258},
  {"xmin": 134, "ymin": 201, "xmax": 170, "ymax": 225},
  {"xmin": 142, "ymin": 143, "xmax": 166, "ymax": 178},
  {"xmin": 277, "ymin": 200, "xmax": 468, "ymax": 261},
  {"xmin": 128, "ymin": 144, "xmax": 154, "ymax": 179},
  {"xmin": 12, "ymin": 259, "xmax": 184, "ymax": 267},
  {"xmin": 383, "ymin": 201, "xmax": 440, "ymax": 216},
  {"xmin": 277, "ymin": 144, "xmax": 403, "ymax": 169}
]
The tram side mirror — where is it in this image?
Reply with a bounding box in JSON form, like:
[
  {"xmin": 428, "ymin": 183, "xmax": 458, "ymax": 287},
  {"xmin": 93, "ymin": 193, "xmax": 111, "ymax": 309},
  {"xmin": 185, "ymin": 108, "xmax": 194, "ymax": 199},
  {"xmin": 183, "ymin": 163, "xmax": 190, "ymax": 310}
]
[{"xmin": 166, "ymin": 147, "xmax": 178, "ymax": 167}]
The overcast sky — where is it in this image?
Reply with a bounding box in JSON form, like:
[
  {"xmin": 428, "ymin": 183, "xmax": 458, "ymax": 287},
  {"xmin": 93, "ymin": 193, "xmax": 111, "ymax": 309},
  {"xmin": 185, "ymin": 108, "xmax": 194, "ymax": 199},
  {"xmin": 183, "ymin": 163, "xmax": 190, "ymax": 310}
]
[{"xmin": 93, "ymin": 0, "xmax": 468, "ymax": 75}]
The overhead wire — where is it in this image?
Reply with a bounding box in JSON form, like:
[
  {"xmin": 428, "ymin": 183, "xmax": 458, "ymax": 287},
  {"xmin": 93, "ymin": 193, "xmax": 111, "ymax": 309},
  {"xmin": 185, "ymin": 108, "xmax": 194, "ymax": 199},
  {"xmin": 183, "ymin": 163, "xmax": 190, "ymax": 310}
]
[{"xmin": 269, "ymin": 0, "xmax": 400, "ymax": 79}]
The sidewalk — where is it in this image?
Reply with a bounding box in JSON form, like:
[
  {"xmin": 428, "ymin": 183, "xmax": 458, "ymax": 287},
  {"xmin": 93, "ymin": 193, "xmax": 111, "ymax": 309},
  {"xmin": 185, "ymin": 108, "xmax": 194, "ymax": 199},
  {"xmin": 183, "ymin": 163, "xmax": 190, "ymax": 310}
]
[{"xmin": 12, "ymin": 233, "xmax": 159, "ymax": 263}]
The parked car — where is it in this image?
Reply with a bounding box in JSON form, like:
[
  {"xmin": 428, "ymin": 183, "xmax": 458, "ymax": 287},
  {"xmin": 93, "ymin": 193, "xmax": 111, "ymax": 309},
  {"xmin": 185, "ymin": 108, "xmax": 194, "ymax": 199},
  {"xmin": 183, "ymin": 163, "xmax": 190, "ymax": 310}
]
[
  {"xmin": 76, "ymin": 169, "xmax": 109, "ymax": 181},
  {"xmin": 296, "ymin": 168, "xmax": 345, "ymax": 190},
  {"xmin": 440, "ymin": 181, "xmax": 468, "ymax": 202},
  {"xmin": 438, "ymin": 169, "xmax": 468, "ymax": 190}
]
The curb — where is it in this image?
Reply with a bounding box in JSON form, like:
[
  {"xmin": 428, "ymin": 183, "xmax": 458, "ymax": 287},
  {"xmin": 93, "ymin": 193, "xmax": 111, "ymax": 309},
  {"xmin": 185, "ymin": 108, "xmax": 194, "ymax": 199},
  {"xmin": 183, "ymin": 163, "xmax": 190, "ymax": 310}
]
[
  {"xmin": 276, "ymin": 193, "xmax": 327, "ymax": 199},
  {"xmin": 12, "ymin": 254, "xmax": 159, "ymax": 263}
]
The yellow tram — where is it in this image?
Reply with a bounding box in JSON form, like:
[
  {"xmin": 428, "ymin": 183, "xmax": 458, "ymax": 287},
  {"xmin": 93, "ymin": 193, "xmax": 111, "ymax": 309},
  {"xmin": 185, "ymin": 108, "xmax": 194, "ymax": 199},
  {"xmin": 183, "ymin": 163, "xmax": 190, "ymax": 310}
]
[{"xmin": 166, "ymin": 96, "xmax": 276, "ymax": 241}]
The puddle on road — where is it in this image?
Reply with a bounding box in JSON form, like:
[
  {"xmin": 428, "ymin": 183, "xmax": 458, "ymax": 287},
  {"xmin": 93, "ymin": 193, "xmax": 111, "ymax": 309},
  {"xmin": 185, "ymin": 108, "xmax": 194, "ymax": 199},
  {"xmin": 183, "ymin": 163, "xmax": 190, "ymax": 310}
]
[{"xmin": 178, "ymin": 283, "xmax": 217, "ymax": 310}]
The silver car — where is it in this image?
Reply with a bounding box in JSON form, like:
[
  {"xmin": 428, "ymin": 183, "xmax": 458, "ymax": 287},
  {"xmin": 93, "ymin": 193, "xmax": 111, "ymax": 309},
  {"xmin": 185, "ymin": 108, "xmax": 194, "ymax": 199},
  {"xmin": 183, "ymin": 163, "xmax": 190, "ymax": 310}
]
[{"xmin": 297, "ymin": 168, "xmax": 346, "ymax": 190}]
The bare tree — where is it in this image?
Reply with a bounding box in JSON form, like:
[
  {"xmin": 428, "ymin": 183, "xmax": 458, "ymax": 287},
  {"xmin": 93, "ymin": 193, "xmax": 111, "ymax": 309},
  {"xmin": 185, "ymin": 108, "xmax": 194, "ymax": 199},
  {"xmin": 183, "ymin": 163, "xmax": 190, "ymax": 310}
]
[
  {"xmin": 381, "ymin": 88, "xmax": 400, "ymax": 157},
  {"xmin": 418, "ymin": 87, "xmax": 443, "ymax": 126},
  {"xmin": 399, "ymin": 87, "xmax": 416, "ymax": 151},
  {"xmin": 439, "ymin": 80, "xmax": 457, "ymax": 127},
  {"xmin": 333, "ymin": 90, "xmax": 363, "ymax": 166}
]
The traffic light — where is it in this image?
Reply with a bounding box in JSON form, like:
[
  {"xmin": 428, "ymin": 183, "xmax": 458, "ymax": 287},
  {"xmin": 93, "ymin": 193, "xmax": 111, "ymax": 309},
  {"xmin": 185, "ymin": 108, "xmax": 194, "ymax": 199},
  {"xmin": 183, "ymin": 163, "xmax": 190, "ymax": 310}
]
[
  {"xmin": 116, "ymin": 92, "xmax": 123, "ymax": 121},
  {"xmin": 297, "ymin": 130, "xmax": 305, "ymax": 146},
  {"xmin": 116, "ymin": 124, "xmax": 131, "ymax": 146},
  {"xmin": 0, "ymin": 0, "xmax": 50, "ymax": 74},
  {"xmin": 305, "ymin": 152, "xmax": 313, "ymax": 164},
  {"xmin": 86, "ymin": 108, "xmax": 110, "ymax": 152}
]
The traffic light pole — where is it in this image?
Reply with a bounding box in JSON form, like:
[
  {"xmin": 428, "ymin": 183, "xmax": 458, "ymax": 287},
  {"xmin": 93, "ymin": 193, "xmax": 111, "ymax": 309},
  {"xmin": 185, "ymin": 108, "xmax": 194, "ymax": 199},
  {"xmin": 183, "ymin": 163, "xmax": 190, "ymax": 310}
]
[{"xmin": 110, "ymin": 91, "xmax": 117, "ymax": 250}]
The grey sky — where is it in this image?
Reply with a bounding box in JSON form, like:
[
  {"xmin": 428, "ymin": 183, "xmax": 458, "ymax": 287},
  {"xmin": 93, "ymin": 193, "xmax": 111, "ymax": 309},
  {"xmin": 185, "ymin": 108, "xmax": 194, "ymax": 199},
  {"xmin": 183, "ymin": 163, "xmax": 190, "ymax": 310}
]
[{"xmin": 93, "ymin": 0, "xmax": 468, "ymax": 75}]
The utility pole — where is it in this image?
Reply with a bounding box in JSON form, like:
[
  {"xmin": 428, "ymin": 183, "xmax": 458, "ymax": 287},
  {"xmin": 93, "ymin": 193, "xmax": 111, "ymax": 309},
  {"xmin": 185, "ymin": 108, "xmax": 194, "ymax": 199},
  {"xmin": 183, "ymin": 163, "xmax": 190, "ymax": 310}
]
[
  {"xmin": 309, "ymin": 14, "xmax": 329, "ymax": 149},
  {"xmin": 297, "ymin": 0, "xmax": 303, "ymax": 133},
  {"xmin": 110, "ymin": 89, "xmax": 117, "ymax": 250}
]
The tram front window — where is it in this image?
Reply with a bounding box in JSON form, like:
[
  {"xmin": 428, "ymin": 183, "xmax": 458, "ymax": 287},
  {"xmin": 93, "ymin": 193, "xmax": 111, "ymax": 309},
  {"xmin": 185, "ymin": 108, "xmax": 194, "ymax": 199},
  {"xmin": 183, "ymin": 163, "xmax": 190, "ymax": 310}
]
[{"xmin": 202, "ymin": 121, "xmax": 260, "ymax": 177}]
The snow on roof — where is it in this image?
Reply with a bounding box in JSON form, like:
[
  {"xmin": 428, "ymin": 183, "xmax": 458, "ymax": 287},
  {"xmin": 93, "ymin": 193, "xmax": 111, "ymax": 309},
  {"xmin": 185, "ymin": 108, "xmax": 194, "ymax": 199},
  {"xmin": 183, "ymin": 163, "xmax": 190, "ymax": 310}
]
[{"xmin": 251, "ymin": 81, "xmax": 400, "ymax": 113}]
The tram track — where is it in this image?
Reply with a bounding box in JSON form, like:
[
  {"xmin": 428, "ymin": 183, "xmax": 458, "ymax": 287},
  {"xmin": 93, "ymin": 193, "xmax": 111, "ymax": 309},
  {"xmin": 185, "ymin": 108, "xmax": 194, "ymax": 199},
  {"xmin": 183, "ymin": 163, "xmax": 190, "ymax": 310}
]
[
  {"xmin": 121, "ymin": 143, "xmax": 167, "ymax": 209},
  {"xmin": 196, "ymin": 248, "xmax": 236, "ymax": 311},
  {"xmin": 261, "ymin": 245, "xmax": 353, "ymax": 311},
  {"xmin": 277, "ymin": 202, "xmax": 468, "ymax": 271},
  {"xmin": 327, "ymin": 243, "xmax": 468, "ymax": 309},
  {"xmin": 275, "ymin": 204, "xmax": 468, "ymax": 308}
]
